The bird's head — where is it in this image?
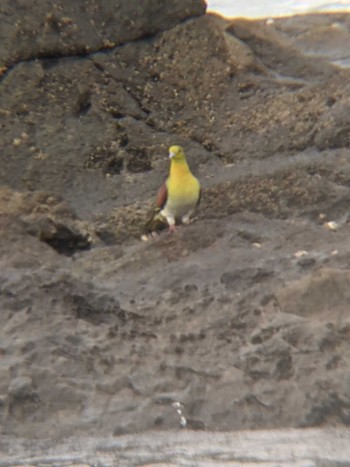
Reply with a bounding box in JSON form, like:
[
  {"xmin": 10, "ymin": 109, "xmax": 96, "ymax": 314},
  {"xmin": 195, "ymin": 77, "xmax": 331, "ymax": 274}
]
[{"xmin": 169, "ymin": 145, "xmax": 186, "ymax": 162}]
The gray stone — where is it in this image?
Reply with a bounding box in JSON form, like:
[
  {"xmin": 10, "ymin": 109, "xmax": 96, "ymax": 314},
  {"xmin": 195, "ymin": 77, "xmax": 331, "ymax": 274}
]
[
  {"xmin": 0, "ymin": 0, "xmax": 206, "ymax": 67},
  {"xmin": 8, "ymin": 377, "xmax": 33, "ymax": 399},
  {"xmin": 0, "ymin": 429, "xmax": 350, "ymax": 466}
]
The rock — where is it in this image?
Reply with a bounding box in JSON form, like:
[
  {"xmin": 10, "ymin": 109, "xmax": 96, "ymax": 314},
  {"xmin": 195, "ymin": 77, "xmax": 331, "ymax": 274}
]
[
  {"xmin": 237, "ymin": 338, "xmax": 294, "ymax": 381},
  {"xmin": 226, "ymin": 18, "xmax": 332, "ymax": 79},
  {"xmin": 272, "ymin": 13, "xmax": 350, "ymax": 67},
  {"xmin": 276, "ymin": 268, "xmax": 350, "ymax": 318},
  {"xmin": 220, "ymin": 267, "xmax": 274, "ymax": 291},
  {"xmin": 8, "ymin": 377, "xmax": 36, "ymax": 401},
  {"xmin": 0, "ymin": 0, "xmax": 206, "ymax": 66},
  {"xmin": 314, "ymin": 102, "xmax": 350, "ymax": 149},
  {"xmin": 1, "ymin": 4, "xmax": 350, "ymax": 442},
  {"xmin": 26, "ymin": 217, "xmax": 91, "ymax": 255},
  {"xmin": 2, "ymin": 428, "xmax": 350, "ymax": 465}
]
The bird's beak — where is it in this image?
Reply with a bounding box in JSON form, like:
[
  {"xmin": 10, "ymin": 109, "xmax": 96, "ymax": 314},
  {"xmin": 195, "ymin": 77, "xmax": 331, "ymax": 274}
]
[{"xmin": 169, "ymin": 152, "xmax": 175, "ymax": 159}]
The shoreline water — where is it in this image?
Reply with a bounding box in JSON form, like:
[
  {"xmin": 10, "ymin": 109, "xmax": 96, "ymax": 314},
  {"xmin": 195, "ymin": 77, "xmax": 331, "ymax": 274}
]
[{"xmin": 207, "ymin": 0, "xmax": 350, "ymax": 18}]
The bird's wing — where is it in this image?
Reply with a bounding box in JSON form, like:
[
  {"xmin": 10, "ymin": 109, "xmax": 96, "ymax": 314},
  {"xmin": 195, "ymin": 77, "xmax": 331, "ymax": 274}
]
[{"xmin": 156, "ymin": 182, "xmax": 168, "ymax": 209}]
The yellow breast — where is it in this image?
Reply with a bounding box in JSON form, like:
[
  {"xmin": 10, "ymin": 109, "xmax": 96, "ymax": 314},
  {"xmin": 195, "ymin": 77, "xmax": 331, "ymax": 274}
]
[{"xmin": 166, "ymin": 160, "xmax": 200, "ymax": 216}]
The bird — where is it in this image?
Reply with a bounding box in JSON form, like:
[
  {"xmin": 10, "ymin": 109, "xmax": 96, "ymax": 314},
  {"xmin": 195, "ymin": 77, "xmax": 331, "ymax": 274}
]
[{"xmin": 144, "ymin": 145, "xmax": 201, "ymax": 236}]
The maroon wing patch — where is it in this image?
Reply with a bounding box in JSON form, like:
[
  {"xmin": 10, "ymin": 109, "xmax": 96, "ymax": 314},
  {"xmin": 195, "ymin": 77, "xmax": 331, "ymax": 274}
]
[{"xmin": 156, "ymin": 182, "xmax": 168, "ymax": 209}]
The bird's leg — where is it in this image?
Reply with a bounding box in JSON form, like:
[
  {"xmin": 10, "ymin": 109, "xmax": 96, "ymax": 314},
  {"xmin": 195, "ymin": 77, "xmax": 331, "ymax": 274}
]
[{"xmin": 167, "ymin": 216, "xmax": 177, "ymax": 233}]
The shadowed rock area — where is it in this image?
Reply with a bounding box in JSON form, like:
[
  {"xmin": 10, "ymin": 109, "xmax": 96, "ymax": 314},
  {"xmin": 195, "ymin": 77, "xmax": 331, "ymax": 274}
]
[{"xmin": 1, "ymin": 0, "xmax": 350, "ymax": 458}]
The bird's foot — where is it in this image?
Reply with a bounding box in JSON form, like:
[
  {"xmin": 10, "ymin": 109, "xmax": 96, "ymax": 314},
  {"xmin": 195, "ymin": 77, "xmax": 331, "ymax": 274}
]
[
  {"xmin": 182, "ymin": 215, "xmax": 196, "ymax": 225},
  {"xmin": 168, "ymin": 224, "xmax": 177, "ymax": 234},
  {"xmin": 181, "ymin": 207, "xmax": 196, "ymax": 225}
]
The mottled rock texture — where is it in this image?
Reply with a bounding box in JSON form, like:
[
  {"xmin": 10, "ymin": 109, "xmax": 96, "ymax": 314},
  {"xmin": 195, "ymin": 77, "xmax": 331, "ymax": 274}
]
[
  {"xmin": 0, "ymin": 0, "xmax": 206, "ymax": 66},
  {"xmin": 1, "ymin": 0, "xmax": 350, "ymax": 441}
]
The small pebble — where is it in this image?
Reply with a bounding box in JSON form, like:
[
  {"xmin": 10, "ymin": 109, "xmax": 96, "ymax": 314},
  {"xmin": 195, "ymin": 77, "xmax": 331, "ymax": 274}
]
[
  {"xmin": 294, "ymin": 250, "xmax": 308, "ymax": 258},
  {"xmin": 324, "ymin": 221, "xmax": 339, "ymax": 231}
]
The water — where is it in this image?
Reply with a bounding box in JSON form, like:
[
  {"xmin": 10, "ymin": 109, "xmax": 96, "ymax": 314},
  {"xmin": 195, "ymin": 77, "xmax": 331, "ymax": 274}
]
[{"xmin": 207, "ymin": 0, "xmax": 350, "ymax": 18}]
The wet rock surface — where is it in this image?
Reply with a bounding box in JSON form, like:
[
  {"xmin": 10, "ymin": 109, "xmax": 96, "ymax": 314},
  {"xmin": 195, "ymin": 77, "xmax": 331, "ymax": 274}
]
[
  {"xmin": 1, "ymin": 428, "xmax": 350, "ymax": 466},
  {"xmin": 1, "ymin": 0, "xmax": 350, "ymax": 458}
]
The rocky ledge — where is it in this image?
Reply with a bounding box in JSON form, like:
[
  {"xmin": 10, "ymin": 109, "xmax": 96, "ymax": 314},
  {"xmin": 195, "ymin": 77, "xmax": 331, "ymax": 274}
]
[{"xmin": 1, "ymin": 0, "xmax": 350, "ymax": 447}]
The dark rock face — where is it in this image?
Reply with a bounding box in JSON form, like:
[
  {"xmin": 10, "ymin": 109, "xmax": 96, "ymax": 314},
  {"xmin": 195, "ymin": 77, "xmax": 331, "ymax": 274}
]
[
  {"xmin": 0, "ymin": 0, "xmax": 206, "ymax": 66},
  {"xmin": 1, "ymin": 1, "xmax": 350, "ymax": 441}
]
